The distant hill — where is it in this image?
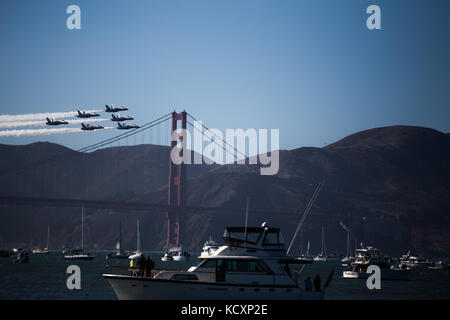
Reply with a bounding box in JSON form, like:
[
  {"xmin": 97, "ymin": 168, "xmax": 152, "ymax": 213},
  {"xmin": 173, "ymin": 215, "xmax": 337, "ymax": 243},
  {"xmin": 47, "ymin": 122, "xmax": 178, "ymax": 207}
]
[{"xmin": 0, "ymin": 125, "xmax": 449, "ymax": 256}]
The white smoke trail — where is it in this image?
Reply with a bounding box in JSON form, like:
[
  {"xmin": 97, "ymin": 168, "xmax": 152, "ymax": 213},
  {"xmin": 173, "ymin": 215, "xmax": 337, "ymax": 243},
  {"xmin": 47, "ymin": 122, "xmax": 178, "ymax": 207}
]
[
  {"xmin": 0, "ymin": 126, "xmax": 113, "ymax": 138},
  {"xmin": 0, "ymin": 110, "xmax": 103, "ymax": 123},
  {"xmin": 0, "ymin": 118, "xmax": 109, "ymax": 129}
]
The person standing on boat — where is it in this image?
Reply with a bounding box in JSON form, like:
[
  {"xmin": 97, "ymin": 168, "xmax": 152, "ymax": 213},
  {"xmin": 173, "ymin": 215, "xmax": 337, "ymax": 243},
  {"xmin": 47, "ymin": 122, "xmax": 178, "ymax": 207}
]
[
  {"xmin": 129, "ymin": 258, "xmax": 136, "ymax": 276},
  {"xmin": 314, "ymin": 274, "xmax": 321, "ymax": 291},
  {"xmin": 138, "ymin": 253, "xmax": 146, "ymax": 277},
  {"xmin": 145, "ymin": 256, "xmax": 155, "ymax": 278},
  {"xmin": 304, "ymin": 276, "xmax": 313, "ymax": 291}
]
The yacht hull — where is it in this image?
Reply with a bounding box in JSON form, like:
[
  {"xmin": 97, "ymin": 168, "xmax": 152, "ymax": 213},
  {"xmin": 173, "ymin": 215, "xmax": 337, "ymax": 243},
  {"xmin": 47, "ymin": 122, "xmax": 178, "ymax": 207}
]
[{"xmin": 103, "ymin": 274, "xmax": 324, "ymax": 300}]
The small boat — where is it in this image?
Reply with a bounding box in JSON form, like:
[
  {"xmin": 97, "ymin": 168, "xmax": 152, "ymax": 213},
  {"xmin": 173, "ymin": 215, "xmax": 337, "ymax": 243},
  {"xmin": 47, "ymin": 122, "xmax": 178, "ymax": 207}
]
[
  {"xmin": 343, "ymin": 246, "xmax": 409, "ymax": 280},
  {"xmin": 313, "ymin": 227, "xmax": 328, "ymax": 262},
  {"xmin": 103, "ymin": 223, "xmax": 327, "ymax": 300},
  {"xmin": 64, "ymin": 206, "xmax": 95, "ymax": 260},
  {"xmin": 33, "ymin": 225, "xmax": 50, "ymax": 254},
  {"xmin": 13, "ymin": 248, "xmax": 29, "ymax": 263},
  {"xmin": 128, "ymin": 220, "xmax": 143, "ymax": 261},
  {"xmin": 172, "ymin": 248, "xmax": 190, "ymax": 261},
  {"xmin": 161, "ymin": 251, "xmax": 173, "ymax": 261},
  {"xmin": 64, "ymin": 249, "xmax": 95, "ymax": 260},
  {"xmin": 341, "ymin": 230, "xmax": 354, "ymax": 263},
  {"xmin": 296, "ymin": 240, "xmax": 313, "ymax": 263},
  {"xmin": 106, "ymin": 221, "xmax": 128, "ymax": 259},
  {"xmin": 200, "ymin": 236, "xmax": 219, "ymax": 258},
  {"xmin": 399, "ymin": 251, "xmax": 432, "ymax": 269},
  {"xmin": 427, "ymin": 261, "xmax": 450, "ymax": 270}
]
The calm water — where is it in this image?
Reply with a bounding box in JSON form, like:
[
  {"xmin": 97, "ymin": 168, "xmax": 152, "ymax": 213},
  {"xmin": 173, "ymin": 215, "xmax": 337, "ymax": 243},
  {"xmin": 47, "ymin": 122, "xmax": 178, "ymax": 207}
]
[{"xmin": 1, "ymin": 251, "xmax": 449, "ymax": 300}]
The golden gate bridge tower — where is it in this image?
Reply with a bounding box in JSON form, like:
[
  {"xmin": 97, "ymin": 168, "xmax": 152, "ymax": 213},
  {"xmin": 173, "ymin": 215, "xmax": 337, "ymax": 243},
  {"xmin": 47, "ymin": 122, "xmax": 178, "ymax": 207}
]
[{"xmin": 166, "ymin": 111, "xmax": 187, "ymax": 248}]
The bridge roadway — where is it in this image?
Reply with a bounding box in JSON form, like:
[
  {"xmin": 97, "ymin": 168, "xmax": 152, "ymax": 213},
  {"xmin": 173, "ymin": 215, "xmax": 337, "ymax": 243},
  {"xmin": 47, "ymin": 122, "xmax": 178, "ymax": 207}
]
[{"xmin": 0, "ymin": 196, "xmax": 444, "ymax": 224}]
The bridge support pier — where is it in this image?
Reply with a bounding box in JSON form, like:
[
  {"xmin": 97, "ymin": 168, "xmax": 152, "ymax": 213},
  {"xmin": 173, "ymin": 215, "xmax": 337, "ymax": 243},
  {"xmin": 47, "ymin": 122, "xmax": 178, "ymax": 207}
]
[{"xmin": 166, "ymin": 111, "xmax": 187, "ymax": 248}]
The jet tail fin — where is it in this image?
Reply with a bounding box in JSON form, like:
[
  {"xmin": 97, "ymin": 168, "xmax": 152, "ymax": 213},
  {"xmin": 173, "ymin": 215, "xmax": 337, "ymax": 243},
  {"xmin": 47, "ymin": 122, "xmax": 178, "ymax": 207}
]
[
  {"xmin": 105, "ymin": 104, "xmax": 110, "ymax": 111},
  {"xmin": 81, "ymin": 123, "xmax": 86, "ymax": 129}
]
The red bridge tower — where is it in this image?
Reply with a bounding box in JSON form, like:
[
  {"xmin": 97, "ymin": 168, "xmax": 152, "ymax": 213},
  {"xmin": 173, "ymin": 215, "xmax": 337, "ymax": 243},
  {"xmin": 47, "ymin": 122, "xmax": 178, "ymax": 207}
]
[{"xmin": 166, "ymin": 111, "xmax": 187, "ymax": 248}]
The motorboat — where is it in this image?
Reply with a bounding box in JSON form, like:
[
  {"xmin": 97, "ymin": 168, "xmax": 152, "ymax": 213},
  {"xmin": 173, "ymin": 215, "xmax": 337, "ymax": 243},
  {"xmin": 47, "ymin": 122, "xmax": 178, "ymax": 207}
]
[
  {"xmin": 64, "ymin": 206, "xmax": 95, "ymax": 260},
  {"xmin": 103, "ymin": 223, "xmax": 327, "ymax": 300},
  {"xmin": 171, "ymin": 247, "xmax": 190, "ymax": 261},
  {"xmin": 399, "ymin": 251, "xmax": 432, "ymax": 269},
  {"xmin": 427, "ymin": 261, "xmax": 450, "ymax": 270},
  {"xmin": 161, "ymin": 251, "xmax": 173, "ymax": 261},
  {"xmin": 64, "ymin": 248, "xmax": 95, "ymax": 260},
  {"xmin": 200, "ymin": 236, "xmax": 219, "ymax": 258},
  {"xmin": 13, "ymin": 248, "xmax": 29, "ymax": 263},
  {"xmin": 343, "ymin": 246, "xmax": 409, "ymax": 280},
  {"xmin": 313, "ymin": 227, "xmax": 328, "ymax": 262},
  {"xmin": 33, "ymin": 225, "xmax": 50, "ymax": 254},
  {"xmin": 106, "ymin": 222, "xmax": 128, "ymax": 259}
]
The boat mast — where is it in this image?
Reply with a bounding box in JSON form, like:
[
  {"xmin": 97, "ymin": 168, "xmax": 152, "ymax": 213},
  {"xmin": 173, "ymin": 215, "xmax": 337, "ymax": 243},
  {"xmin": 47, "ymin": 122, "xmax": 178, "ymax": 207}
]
[
  {"xmin": 81, "ymin": 206, "xmax": 84, "ymax": 251},
  {"xmin": 118, "ymin": 221, "xmax": 122, "ymax": 251},
  {"xmin": 244, "ymin": 197, "xmax": 249, "ymax": 250},
  {"xmin": 136, "ymin": 220, "xmax": 141, "ymax": 252},
  {"xmin": 321, "ymin": 226, "xmax": 325, "ymax": 256},
  {"xmin": 46, "ymin": 224, "xmax": 50, "ymax": 250},
  {"xmin": 346, "ymin": 230, "xmax": 350, "ymax": 257},
  {"xmin": 300, "ymin": 229, "xmax": 304, "ymax": 255}
]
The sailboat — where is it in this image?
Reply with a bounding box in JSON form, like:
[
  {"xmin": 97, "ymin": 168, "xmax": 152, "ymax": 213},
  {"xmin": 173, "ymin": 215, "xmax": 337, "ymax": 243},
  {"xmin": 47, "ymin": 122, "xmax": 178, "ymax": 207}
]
[
  {"xmin": 64, "ymin": 206, "xmax": 95, "ymax": 260},
  {"xmin": 296, "ymin": 230, "xmax": 313, "ymax": 263},
  {"xmin": 128, "ymin": 220, "xmax": 142, "ymax": 260},
  {"xmin": 32, "ymin": 224, "xmax": 50, "ymax": 254},
  {"xmin": 106, "ymin": 221, "xmax": 129, "ymax": 259},
  {"xmin": 341, "ymin": 230, "xmax": 355, "ymax": 263},
  {"xmin": 313, "ymin": 227, "xmax": 327, "ymax": 262}
]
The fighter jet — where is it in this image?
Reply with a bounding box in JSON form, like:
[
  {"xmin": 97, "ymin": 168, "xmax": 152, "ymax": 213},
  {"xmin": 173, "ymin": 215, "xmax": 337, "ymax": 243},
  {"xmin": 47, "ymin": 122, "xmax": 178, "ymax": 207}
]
[
  {"xmin": 105, "ymin": 104, "xmax": 128, "ymax": 112},
  {"xmin": 81, "ymin": 123, "xmax": 104, "ymax": 131},
  {"xmin": 46, "ymin": 117, "xmax": 69, "ymax": 126},
  {"xmin": 111, "ymin": 113, "xmax": 134, "ymax": 122},
  {"xmin": 77, "ymin": 110, "xmax": 100, "ymax": 118},
  {"xmin": 117, "ymin": 122, "xmax": 140, "ymax": 130}
]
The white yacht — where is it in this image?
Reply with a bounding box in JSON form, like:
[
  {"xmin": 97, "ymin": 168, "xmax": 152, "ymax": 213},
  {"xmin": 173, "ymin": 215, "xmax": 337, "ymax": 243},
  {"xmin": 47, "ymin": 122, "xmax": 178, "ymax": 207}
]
[
  {"xmin": 168, "ymin": 247, "xmax": 190, "ymax": 261},
  {"xmin": 103, "ymin": 224, "xmax": 326, "ymax": 300},
  {"xmin": 200, "ymin": 236, "xmax": 219, "ymax": 258},
  {"xmin": 343, "ymin": 246, "xmax": 409, "ymax": 280}
]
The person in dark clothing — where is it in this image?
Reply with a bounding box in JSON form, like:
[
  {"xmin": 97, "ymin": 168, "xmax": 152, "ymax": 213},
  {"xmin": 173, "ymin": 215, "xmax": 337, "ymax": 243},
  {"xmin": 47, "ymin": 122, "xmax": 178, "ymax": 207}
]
[
  {"xmin": 138, "ymin": 253, "xmax": 146, "ymax": 277},
  {"xmin": 145, "ymin": 256, "xmax": 155, "ymax": 277},
  {"xmin": 314, "ymin": 274, "xmax": 321, "ymax": 291},
  {"xmin": 304, "ymin": 276, "xmax": 313, "ymax": 291}
]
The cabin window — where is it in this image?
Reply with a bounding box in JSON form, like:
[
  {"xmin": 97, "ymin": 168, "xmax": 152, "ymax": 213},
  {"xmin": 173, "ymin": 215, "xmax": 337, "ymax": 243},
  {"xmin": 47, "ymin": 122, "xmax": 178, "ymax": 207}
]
[
  {"xmin": 198, "ymin": 259, "xmax": 216, "ymax": 268},
  {"xmin": 249, "ymin": 261, "xmax": 265, "ymax": 272},
  {"xmin": 171, "ymin": 274, "xmax": 199, "ymax": 281},
  {"xmin": 226, "ymin": 260, "xmax": 248, "ymax": 272},
  {"xmin": 263, "ymin": 231, "xmax": 280, "ymax": 245}
]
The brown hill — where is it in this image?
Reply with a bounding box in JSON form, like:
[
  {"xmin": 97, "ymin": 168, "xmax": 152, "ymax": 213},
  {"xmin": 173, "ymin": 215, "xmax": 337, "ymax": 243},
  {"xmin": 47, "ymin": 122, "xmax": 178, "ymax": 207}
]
[{"xmin": 0, "ymin": 125, "xmax": 449, "ymax": 256}]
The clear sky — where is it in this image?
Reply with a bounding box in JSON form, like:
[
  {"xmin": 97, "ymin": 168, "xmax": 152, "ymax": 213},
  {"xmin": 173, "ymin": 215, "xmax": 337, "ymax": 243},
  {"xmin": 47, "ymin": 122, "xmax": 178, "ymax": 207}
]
[{"xmin": 1, "ymin": 0, "xmax": 449, "ymax": 151}]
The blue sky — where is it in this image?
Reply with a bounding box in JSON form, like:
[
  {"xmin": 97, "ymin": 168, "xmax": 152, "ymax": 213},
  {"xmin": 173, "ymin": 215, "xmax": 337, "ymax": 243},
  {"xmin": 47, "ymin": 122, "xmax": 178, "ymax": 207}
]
[{"xmin": 0, "ymin": 0, "xmax": 449, "ymax": 151}]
